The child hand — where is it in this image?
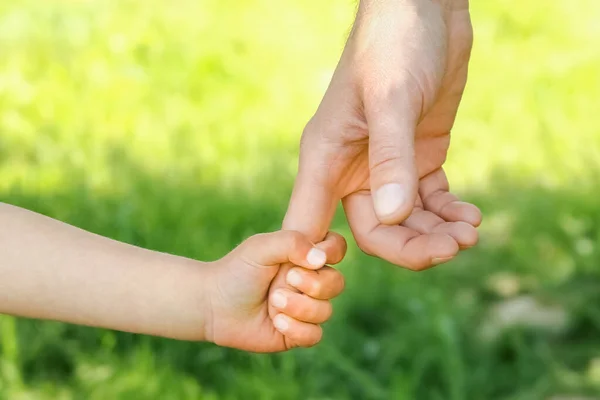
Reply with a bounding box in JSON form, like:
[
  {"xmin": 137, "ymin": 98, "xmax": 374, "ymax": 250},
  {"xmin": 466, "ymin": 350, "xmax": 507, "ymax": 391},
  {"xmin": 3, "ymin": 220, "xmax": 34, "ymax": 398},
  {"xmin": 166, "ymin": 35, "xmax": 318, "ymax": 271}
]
[{"xmin": 204, "ymin": 230, "xmax": 346, "ymax": 353}]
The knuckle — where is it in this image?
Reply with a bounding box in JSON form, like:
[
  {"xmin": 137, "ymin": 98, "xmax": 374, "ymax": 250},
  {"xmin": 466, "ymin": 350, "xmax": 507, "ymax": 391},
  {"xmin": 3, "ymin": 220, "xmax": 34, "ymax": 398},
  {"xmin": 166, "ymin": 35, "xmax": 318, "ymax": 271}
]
[
  {"xmin": 369, "ymin": 143, "xmax": 410, "ymax": 176},
  {"xmin": 301, "ymin": 117, "xmax": 318, "ymax": 139},
  {"xmin": 243, "ymin": 233, "xmax": 261, "ymax": 247},
  {"xmin": 245, "ymin": 232, "xmax": 273, "ymax": 248},
  {"xmin": 364, "ymin": 75, "xmax": 421, "ymax": 113},
  {"xmin": 299, "ymin": 117, "xmax": 331, "ymax": 155},
  {"xmin": 301, "ymin": 115, "xmax": 340, "ymax": 141},
  {"xmin": 310, "ymin": 279, "xmax": 323, "ymax": 296},
  {"xmin": 363, "ymin": 76, "xmax": 398, "ymax": 104}
]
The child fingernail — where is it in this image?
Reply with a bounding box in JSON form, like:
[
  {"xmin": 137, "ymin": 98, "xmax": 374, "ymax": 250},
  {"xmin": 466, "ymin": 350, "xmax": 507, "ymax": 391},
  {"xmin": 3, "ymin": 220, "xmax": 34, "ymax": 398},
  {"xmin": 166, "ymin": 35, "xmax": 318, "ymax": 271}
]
[
  {"xmin": 307, "ymin": 248, "xmax": 326, "ymax": 267},
  {"xmin": 273, "ymin": 315, "xmax": 289, "ymax": 332},
  {"xmin": 287, "ymin": 270, "xmax": 303, "ymax": 286},
  {"xmin": 271, "ymin": 291, "xmax": 287, "ymax": 309}
]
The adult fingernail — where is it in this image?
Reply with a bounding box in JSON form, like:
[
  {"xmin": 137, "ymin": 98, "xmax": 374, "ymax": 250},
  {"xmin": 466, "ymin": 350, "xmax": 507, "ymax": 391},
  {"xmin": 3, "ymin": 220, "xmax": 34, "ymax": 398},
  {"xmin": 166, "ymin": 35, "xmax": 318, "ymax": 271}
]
[
  {"xmin": 374, "ymin": 183, "xmax": 406, "ymax": 219},
  {"xmin": 271, "ymin": 291, "xmax": 287, "ymax": 309},
  {"xmin": 273, "ymin": 315, "xmax": 289, "ymax": 332},
  {"xmin": 287, "ymin": 269, "xmax": 303, "ymax": 286},
  {"xmin": 307, "ymin": 248, "xmax": 326, "ymax": 267},
  {"xmin": 432, "ymin": 256, "xmax": 453, "ymax": 265}
]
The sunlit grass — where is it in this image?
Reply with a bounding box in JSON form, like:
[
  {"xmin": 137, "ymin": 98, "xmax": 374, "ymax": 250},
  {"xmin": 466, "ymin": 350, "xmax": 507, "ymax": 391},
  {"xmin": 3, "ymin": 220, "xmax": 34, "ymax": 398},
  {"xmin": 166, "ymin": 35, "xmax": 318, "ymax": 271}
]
[{"xmin": 1, "ymin": 0, "xmax": 599, "ymax": 398}]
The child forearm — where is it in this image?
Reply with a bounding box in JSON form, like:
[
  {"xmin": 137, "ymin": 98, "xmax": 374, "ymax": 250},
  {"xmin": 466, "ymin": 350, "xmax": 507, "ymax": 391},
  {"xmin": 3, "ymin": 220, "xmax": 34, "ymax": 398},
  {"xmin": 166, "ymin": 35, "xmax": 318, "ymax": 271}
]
[{"xmin": 0, "ymin": 203, "xmax": 207, "ymax": 340}]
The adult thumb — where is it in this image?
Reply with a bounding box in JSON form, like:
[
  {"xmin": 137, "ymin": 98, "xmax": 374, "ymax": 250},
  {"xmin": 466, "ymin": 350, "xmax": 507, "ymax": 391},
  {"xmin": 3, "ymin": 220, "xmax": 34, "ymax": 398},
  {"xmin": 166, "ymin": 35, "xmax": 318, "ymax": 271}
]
[{"xmin": 367, "ymin": 103, "xmax": 419, "ymax": 225}]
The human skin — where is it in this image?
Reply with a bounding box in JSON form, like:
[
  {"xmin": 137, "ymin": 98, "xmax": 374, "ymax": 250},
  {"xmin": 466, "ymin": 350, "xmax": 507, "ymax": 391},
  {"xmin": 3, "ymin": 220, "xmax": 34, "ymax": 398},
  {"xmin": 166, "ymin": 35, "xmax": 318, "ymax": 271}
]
[
  {"xmin": 0, "ymin": 203, "xmax": 346, "ymax": 352},
  {"xmin": 269, "ymin": 0, "xmax": 480, "ymax": 307}
]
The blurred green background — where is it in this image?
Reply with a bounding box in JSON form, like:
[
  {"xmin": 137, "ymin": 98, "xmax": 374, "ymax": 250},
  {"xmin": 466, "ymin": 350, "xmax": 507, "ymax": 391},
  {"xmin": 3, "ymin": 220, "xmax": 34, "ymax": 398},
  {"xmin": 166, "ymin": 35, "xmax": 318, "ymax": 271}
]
[{"xmin": 1, "ymin": 0, "xmax": 599, "ymax": 398}]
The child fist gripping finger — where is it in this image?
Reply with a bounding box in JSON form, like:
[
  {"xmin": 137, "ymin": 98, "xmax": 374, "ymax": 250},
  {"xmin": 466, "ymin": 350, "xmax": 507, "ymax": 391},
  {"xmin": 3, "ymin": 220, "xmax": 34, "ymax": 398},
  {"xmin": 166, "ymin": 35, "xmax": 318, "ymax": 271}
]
[{"xmin": 205, "ymin": 230, "xmax": 346, "ymax": 352}]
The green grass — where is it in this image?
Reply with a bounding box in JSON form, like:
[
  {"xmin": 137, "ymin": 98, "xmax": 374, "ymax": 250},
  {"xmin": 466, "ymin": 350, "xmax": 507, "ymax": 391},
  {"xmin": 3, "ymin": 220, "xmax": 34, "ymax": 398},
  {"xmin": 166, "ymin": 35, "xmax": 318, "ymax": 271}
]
[{"xmin": 1, "ymin": 0, "xmax": 600, "ymax": 398}]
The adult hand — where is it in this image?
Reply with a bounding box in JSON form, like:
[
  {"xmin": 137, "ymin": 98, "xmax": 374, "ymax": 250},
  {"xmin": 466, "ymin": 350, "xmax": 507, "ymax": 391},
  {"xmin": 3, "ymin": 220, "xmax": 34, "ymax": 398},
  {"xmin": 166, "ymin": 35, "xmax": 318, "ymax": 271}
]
[{"xmin": 283, "ymin": 0, "xmax": 481, "ymax": 270}]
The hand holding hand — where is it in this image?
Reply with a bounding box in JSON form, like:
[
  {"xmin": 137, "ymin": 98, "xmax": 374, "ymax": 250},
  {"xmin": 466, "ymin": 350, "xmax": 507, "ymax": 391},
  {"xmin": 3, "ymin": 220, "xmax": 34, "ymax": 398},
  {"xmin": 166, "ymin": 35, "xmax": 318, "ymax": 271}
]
[{"xmin": 203, "ymin": 230, "xmax": 346, "ymax": 352}]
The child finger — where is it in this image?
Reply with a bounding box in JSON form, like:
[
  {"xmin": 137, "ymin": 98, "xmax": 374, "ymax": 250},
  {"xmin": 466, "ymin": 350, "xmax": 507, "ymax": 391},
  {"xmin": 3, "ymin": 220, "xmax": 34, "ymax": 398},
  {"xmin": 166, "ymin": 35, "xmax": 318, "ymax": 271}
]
[
  {"xmin": 286, "ymin": 266, "xmax": 345, "ymax": 300},
  {"xmin": 270, "ymin": 289, "xmax": 333, "ymax": 324},
  {"xmin": 315, "ymin": 232, "xmax": 347, "ymax": 265},
  {"xmin": 272, "ymin": 314, "xmax": 323, "ymax": 348},
  {"xmin": 242, "ymin": 231, "xmax": 326, "ymax": 269}
]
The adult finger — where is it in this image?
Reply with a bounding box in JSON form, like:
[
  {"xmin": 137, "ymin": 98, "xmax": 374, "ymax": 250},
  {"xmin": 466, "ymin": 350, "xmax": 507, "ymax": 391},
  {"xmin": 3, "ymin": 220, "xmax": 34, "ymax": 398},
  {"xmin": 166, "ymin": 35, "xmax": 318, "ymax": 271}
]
[
  {"xmin": 343, "ymin": 191, "xmax": 459, "ymax": 270},
  {"xmin": 401, "ymin": 198, "xmax": 478, "ymax": 249},
  {"xmin": 419, "ymin": 168, "xmax": 482, "ymax": 227}
]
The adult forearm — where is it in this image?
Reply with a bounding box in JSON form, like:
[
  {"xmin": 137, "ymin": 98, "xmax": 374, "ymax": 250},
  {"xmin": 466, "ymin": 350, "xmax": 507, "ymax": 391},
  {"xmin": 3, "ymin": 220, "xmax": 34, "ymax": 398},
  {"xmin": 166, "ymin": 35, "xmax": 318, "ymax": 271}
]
[
  {"xmin": 359, "ymin": 0, "xmax": 466, "ymax": 8},
  {"xmin": 356, "ymin": 0, "xmax": 467, "ymax": 21},
  {"xmin": 0, "ymin": 203, "xmax": 206, "ymax": 340}
]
